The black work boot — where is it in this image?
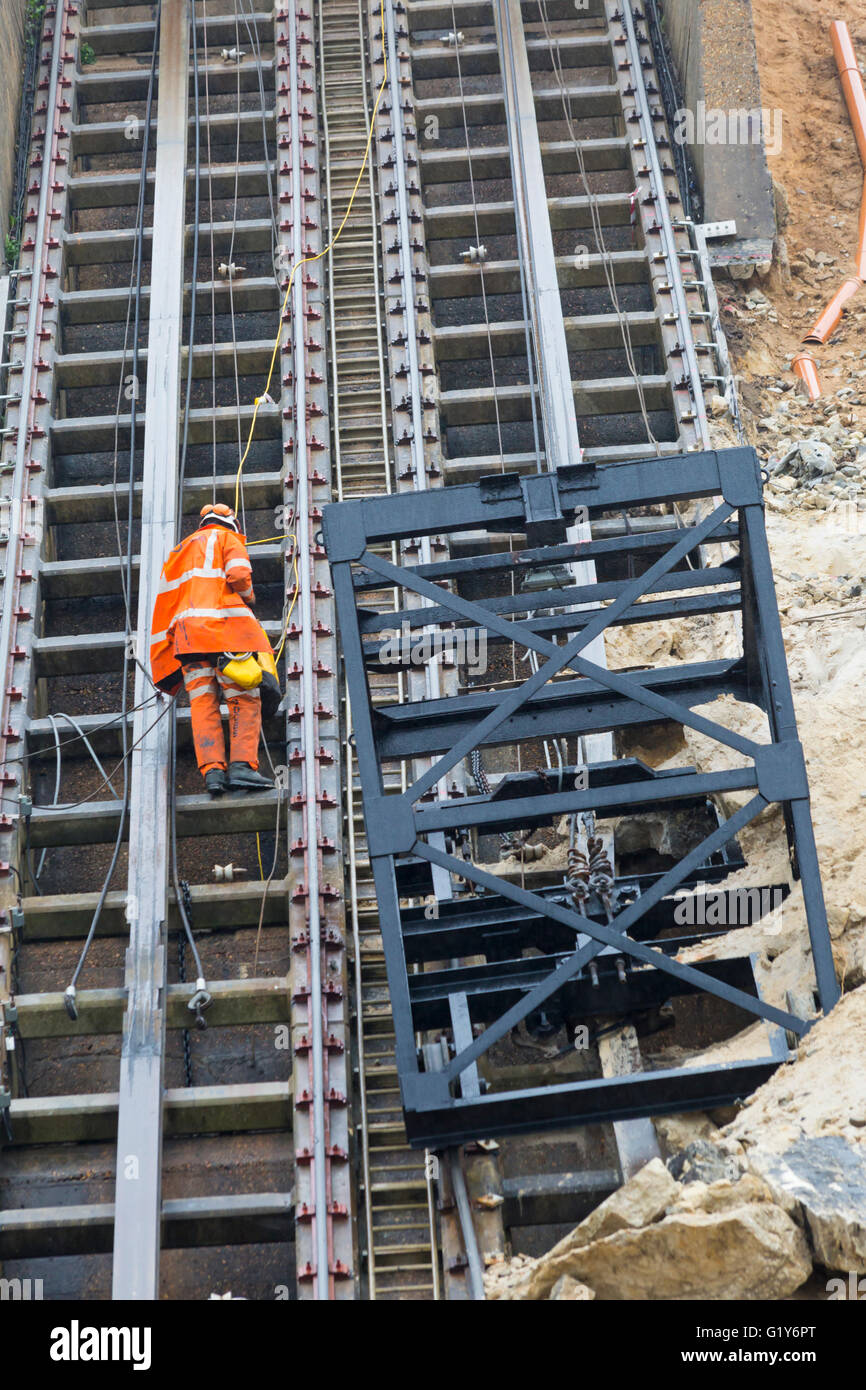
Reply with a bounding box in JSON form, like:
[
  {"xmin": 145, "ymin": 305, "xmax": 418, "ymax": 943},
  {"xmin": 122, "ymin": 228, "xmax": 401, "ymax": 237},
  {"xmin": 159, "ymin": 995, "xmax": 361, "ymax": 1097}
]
[
  {"xmin": 204, "ymin": 768, "xmax": 227, "ymax": 797},
  {"xmin": 227, "ymin": 761, "xmax": 273, "ymax": 791}
]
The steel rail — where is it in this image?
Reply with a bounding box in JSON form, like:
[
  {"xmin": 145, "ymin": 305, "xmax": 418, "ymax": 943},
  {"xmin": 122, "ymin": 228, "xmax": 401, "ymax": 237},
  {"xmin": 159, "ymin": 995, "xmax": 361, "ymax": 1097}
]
[
  {"xmin": 0, "ymin": 2, "xmax": 65, "ymax": 830},
  {"xmin": 288, "ymin": 1, "xmax": 330, "ymax": 1300},
  {"xmin": 614, "ymin": 0, "xmax": 710, "ymax": 449},
  {"xmin": 320, "ymin": 0, "xmax": 387, "ymax": 1299}
]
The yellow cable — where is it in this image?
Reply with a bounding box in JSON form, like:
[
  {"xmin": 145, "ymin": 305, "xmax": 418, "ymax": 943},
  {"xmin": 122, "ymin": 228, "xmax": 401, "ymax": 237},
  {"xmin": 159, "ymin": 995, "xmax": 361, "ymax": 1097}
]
[
  {"xmin": 275, "ymin": 537, "xmax": 300, "ymax": 663},
  {"xmin": 256, "ymin": 831, "xmax": 265, "ymax": 880},
  {"xmin": 234, "ymin": 0, "xmax": 388, "ymax": 514}
]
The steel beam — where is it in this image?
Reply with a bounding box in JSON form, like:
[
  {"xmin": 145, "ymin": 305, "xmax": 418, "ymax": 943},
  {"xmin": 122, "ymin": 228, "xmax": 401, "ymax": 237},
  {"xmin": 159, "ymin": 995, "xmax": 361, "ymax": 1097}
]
[
  {"xmin": 1, "ymin": 1194, "xmax": 293, "ymax": 1261},
  {"xmin": 111, "ymin": 0, "xmax": 190, "ymax": 1302}
]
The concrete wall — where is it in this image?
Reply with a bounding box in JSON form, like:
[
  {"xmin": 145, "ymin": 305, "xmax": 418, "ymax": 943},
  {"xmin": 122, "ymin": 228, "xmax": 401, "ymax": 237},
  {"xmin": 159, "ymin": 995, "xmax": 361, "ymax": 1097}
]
[
  {"xmin": 0, "ymin": 0, "xmax": 30, "ymax": 264},
  {"xmin": 661, "ymin": 0, "xmax": 776, "ymax": 269}
]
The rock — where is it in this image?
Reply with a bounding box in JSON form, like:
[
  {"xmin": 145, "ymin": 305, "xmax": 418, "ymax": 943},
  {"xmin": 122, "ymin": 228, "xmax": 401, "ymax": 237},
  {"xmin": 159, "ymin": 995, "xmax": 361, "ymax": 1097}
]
[
  {"xmin": 709, "ymin": 393, "xmax": 729, "ymax": 417},
  {"xmin": 670, "ymin": 1173, "xmax": 775, "ymax": 1216},
  {"xmin": 544, "ymin": 1203, "xmax": 810, "ymax": 1301},
  {"xmin": 724, "ymin": 988, "xmax": 866, "ymax": 1160},
  {"xmin": 747, "ymin": 1136, "xmax": 866, "ymax": 1273},
  {"xmin": 773, "ymin": 179, "xmax": 789, "ymax": 231},
  {"xmin": 483, "ymin": 1253, "xmax": 537, "ymax": 1299},
  {"xmin": 655, "ymin": 1112, "xmax": 722, "ymax": 1158},
  {"xmin": 500, "ymin": 1158, "xmax": 678, "ymax": 1300},
  {"xmin": 798, "ymin": 440, "xmax": 837, "ymax": 477},
  {"xmin": 667, "ymin": 1139, "xmax": 743, "ymax": 1186},
  {"xmin": 549, "ymin": 1275, "xmax": 595, "ymax": 1301}
]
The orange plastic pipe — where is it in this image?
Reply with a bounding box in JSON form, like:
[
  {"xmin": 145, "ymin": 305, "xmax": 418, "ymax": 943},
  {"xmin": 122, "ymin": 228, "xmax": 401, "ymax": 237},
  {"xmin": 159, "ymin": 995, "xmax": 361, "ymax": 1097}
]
[
  {"xmin": 831, "ymin": 21, "xmax": 866, "ymax": 170},
  {"xmin": 792, "ymin": 352, "xmax": 822, "ymax": 401},
  {"xmin": 798, "ymin": 25, "xmax": 866, "ymax": 352},
  {"xmin": 857, "ymin": 173, "xmax": 866, "ymax": 280},
  {"xmin": 804, "ymin": 275, "xmax": 863, "ymax": 343}
]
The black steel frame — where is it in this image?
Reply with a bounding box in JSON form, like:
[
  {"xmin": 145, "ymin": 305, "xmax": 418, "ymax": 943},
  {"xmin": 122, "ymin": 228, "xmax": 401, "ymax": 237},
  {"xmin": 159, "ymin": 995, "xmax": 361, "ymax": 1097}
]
[{"xmin": 325, "ymin": 448, "xmax": 838, "ymax": 1146}]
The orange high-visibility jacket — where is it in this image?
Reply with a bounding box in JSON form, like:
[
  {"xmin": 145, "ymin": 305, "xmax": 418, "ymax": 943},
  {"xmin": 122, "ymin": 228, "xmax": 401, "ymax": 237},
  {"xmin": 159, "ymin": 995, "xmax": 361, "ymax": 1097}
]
[{"xmin": 150, "ymin": 524, "xmax": 271, "ymax": 691}]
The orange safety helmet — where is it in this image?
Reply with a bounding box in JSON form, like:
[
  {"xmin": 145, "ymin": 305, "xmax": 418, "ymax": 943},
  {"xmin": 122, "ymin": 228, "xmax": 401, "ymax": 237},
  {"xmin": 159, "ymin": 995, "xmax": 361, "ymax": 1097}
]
[{"xmin": 199, "ymin": 502, "xmax": 239, "ymax": 533}]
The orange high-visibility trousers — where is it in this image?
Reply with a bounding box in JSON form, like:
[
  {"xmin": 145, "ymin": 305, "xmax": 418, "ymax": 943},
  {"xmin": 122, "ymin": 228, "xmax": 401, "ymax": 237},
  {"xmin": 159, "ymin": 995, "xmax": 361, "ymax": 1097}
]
[{"xmin": 182, "ymin": 661, "xmax": 261, "ymax": 774}]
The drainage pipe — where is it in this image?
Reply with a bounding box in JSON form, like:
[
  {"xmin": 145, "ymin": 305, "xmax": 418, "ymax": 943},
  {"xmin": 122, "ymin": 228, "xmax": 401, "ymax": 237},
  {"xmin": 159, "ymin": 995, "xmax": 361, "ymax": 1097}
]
[
  {"xmin": 801, "ymin": 23, "xmax": 866, "ymax": 358},
  {"xmin": 792, "ymin": 351, "xmax": 822, "ymax": 401}
]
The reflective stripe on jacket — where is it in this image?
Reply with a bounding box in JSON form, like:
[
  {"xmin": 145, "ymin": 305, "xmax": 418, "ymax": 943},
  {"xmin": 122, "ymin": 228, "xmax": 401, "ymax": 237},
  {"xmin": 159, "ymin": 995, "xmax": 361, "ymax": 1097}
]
[{"xmin": 150, "ymin": 525, "xmax": 271, "ymax": 690}]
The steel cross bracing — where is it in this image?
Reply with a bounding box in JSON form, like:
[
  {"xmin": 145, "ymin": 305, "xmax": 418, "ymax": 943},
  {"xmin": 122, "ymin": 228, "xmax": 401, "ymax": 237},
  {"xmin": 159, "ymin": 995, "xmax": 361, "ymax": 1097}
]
[
  {"xmin": 324, "ymin": 447, "xmax": 839, "ymax": 1146},
  {"xmin": 280, "ymin": 1, "xmax": 355, "ymax": 1299}
]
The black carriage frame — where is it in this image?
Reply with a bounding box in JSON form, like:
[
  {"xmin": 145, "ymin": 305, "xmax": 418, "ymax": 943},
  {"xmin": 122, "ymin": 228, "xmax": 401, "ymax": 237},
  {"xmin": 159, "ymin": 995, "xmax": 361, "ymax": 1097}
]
[{"xmin": 324, "ymin": 448, "xmax": 839, "ymax": 1147}]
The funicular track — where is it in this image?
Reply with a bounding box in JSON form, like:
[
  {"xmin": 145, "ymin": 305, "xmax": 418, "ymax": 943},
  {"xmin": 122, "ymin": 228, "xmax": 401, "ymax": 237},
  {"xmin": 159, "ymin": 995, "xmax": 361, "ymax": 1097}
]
[
  {"xmin": 0, "ymin": 0, "xmax": 838, "ymax": 1305},
  {"xmin": 0, "ymin": 0, "xmax": 321, "ymax": 1301},
  {"xmin": 330, "ymin": 0, "xmax": 838, "ymax": 1295}
]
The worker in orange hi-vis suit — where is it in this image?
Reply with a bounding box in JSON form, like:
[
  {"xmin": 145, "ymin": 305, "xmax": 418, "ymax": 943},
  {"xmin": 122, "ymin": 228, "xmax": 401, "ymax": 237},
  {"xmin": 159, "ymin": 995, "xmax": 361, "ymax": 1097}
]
[{"xmin": 150, "ymin": 503, "xmax": 277, "ymax": 796}]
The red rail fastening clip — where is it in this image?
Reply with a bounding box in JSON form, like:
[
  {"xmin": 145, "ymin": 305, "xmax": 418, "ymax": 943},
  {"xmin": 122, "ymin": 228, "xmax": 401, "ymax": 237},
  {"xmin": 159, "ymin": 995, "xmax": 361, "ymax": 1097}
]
[{"xmin": 295, "ymin": 1203, "xmax": 313, "ymax": 1223}]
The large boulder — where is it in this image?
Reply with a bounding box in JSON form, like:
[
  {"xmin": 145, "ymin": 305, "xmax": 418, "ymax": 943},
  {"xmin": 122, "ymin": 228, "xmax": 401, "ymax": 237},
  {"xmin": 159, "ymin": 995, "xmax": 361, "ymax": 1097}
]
[
  {"xmin": 495, "ymin": 1167, "xmax": 810, "ymax": 1301},
  {"xmin": 493, "ymin": 1158, "xmax": 678, "ymax": 1300},
  {"xmin": 748, "ymin": 1136, "xmax": 866, "ymax": 1274},
  {"xmin": 555, "ymin": 1200, "xmax": 810, "ymax": 1301}
]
